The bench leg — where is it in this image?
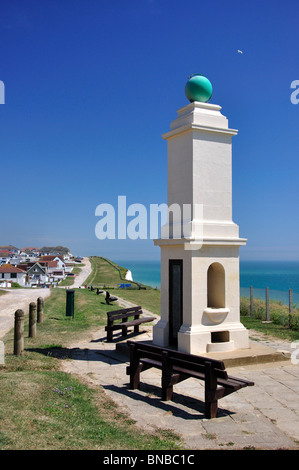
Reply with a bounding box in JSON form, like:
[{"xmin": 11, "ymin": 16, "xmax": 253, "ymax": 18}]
[
  {"xmin": 107, "ymin": 328, "xmax": 113, "ymax": 342},
  {"xmin": 162, "ymin": 383, "xmax": 173, "ymax": 401},
  {"xmin": 205, "ymin": 361, "xmax": 218, "ymax": 419},
  {"xmin": 133, "ymin": 324, "xmax": 140, "ymax": 334},
  {"xmin": 128, "ymin": 344, "xmax": 141, "ymax": 389},
  {"xmin": 205, "ymin": 397, "xmax": 218, "ymax": 419},
  {"xmin": 161, "ymin": 351, "xmax": 174, "ymax": 401},
  {"xmin": 130, "ymin": 363, "xmax": 143, "ymax": 389}
]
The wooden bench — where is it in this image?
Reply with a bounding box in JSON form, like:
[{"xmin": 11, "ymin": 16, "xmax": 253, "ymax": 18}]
[
  {"xmin": 126, "ymin": 341, "xmax": 254, "ymax": 419},
  {"xmin": 105, "ymin": 306, "xmax": 156, "ymax": 342},
  {"xmin": 105, "ymin": 291, "xmax": 118, "ymax": 305}
]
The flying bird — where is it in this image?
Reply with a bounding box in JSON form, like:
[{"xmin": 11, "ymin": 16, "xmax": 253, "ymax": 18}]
[{"xmin": 238, "ymin": 50, "xmax": 243, "ymax": 54}]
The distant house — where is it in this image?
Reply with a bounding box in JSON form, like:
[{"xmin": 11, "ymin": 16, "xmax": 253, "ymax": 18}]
[
  {"xmin": 40, "ymin": 255, "xmax": 66, "ymax": 272},
  {"xmin": 0, "ymin": 245, "xmax": 20, "ymax": 254},
  {"xmin": 0, "ymin": 252, "xmax": 12, "ymax": 265},
  {"xmin": 38, "ymin": 260, "xmax": 59, "ymax": 274},
  {"xmin": 27, "ymin": 263, "xmax": 49, "ymax": 286},
  {"xmin": 0, "ymin": 264, "xmax": 26, "ymax": 287},
  {"xmin": 20, "ymin": 250, "xmax": 38, "ymax": 262},
  {"xmin": 9, "ymin": 255, "xmax": 21, "ymax": 266},
  {"xmin": 21, "ymin": 247, "xmax": 40, "ymax": 254}
]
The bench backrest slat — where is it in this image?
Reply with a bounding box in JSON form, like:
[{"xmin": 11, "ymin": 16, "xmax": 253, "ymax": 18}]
[
  {"xmin": 127, "ymin": 341, "xmax": 228, "ymax": 380},
  {"xmin": 107, "ymin": 306, "xmax": 142, "ymax": 321}
]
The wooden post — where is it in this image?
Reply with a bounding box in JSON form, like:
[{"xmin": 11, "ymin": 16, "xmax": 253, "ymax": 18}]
[
  {"xmin": 128, "ymin": 343, "xmax": 141, "ymax": 390},
  {"xmin": 289, "ymin": 289, "xmax": 293, "ymax": 328},
  {"xmin": 161, "ymin": 351, "xmax": 174, "ymax": 401},
  {"xmin": 205, "ymin": 361, "xmax": 218, "ymax": 419},
  {"xmin": 29, "ymin": 302, "xmax": 37, "ymax": 338},
  {"xmin": 14, "ymin": 309, "xmax": 24, "ymax": 356},
  {"xmin": 250, "ymin": 286, "xmax": 254, "ymax": 317},
  {"xmin": 0, "ymin": 340, "xmax": 4, "ymax": 365},
  {"xmin": 266, "ymin": 287, "xmax": 270, "ymax": 321},
  {"xmin": 37, "ymin": 297, "xmax": 43, "ymax": 323}
]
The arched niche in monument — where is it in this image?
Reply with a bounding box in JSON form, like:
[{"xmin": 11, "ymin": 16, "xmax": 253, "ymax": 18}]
[{"xmin": 207, "ymin": 262, "xmax": 225, "ymax": 309}]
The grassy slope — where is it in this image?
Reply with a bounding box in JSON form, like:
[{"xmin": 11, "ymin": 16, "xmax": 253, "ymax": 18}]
[{"xmin": 85, "ymin": 256, "xmax": 127, "ymax": 286}]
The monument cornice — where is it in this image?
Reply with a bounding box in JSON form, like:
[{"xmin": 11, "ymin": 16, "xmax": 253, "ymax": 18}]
[
  {"xmin": 162, "ymin": 123, "xmax": 238, "ymax": 140},
  {"xmin": 154, "ymin": 237, "xmax": 247, "ymax": 248}
]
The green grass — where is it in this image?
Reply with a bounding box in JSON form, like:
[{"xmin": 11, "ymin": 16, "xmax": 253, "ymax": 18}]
[
  {"xmin": 113, "ymin": 288, "xmax": 161, "ymax": 316},
  {"xmin": 0, "ymin": 286, "xmax": 182, "ymax": 450},
  {"xmin": 3, "ymin": 288, "xmax": 117, "ymax": 361},
  {"xmin": 59, "ymin": 267, "xmax": 82, "ymax": 287},
  {"xmin": 85, "ymin": 256, "xmax": 127, "ymax": 286},
  {"xmin": 85, "ymin": 256, "xmax": 144, "ymax": 289},
  {"xmin": 240, "ymin": 296, "xmax": 299, "ymax": 335},
  {"xmin": 0, "ymin": 370, "xmax": 181, "ymax": 450}
]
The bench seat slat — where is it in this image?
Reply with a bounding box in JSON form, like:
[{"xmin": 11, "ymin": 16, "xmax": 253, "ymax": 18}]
[{"xmin": 122, "ymin": 317, "xmax": 156, "ymax": 327}]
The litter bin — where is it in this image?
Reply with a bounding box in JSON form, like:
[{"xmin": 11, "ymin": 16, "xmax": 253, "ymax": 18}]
[{"xmin": 66, "ymin": 289, "xmax": 75, "ymax": 317}]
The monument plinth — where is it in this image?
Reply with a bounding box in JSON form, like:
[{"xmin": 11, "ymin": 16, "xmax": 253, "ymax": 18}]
[{"xmin": 153, "ymin": 76, "xmax": 249, "ymax": 355}]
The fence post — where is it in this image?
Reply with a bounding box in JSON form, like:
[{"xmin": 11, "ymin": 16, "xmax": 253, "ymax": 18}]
[
  {"xmin": 14, "ymin": 309, "xmax": 25, "ymax": 356},
  {"xmin": 250, "ymin": 286, "xmax": 254, "ymax": 317},
  {"xmin": 289, "ymin": 289, "xmax": 293, "ymax": 328},
  {"xmin": 266, "ymin": 287, "xmax": 270, "ymax": 321},
  {"xmin": 29, "ymin": 302, "xmax": 37, "ymax": 338},
  {"xmin": 37, "ymin": 297, "xmax": 43, "ymax": 323}
]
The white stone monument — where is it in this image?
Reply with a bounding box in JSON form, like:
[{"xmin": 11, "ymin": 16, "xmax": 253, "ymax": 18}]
[{"xmin": 153, "ymin": 75, "xmax": 249, "ymax": 355}]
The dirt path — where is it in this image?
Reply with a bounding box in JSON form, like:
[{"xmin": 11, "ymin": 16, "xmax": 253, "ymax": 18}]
[{"xmin": 71, "ymin": 257, "xmax": 92, "ymax": 288}]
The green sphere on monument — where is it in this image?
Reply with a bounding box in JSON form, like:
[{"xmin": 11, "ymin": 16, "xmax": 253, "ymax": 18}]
[{"xmin": 185, "ymin": 74, "xmax": 213, "ymax": 103}]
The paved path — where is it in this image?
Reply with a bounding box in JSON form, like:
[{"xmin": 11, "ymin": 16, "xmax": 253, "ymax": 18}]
[{"xmin": 61, "ymin": 325, "xmax": 299, "ymax": 450}]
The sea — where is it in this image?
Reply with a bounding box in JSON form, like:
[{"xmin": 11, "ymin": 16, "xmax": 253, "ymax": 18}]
[{"xmin": 114, "ymin": 259, "xmax": 299, "ymax": 306}]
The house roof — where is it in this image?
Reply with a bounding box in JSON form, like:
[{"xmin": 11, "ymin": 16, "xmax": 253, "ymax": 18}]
[
  {"xmin": 0, "ymin": 245, "xmax": 19, "ymax": 250},
  {"xmin": 0, "ymin": 264, "xmax": 26, "ymax": 273},
  {"xmin": 21, "ymin": 247, "xmax": 39, "ymax": 252},
  {"xmin": 39, "ymin": 260, "xmax": 58, "ymax": 268},
  {"xmin": 0, "ymin": 250, "xmax": 13, "ymax": 256},
  {"xmin": 41, "ymin": 255, "xmax": 64, "ymax": 262},
  {"xmin": 27, "ymin": 263, "xmax": 47, "ymax": 274}
]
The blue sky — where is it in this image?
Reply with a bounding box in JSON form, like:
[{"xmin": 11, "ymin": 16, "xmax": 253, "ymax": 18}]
[{"xmin": 0, "ymin": 0, "xmax": 298, "ymax": 261}]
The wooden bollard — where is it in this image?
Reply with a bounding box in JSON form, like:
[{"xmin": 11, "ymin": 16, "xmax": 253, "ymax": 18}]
[
  {"xmin": 14, "ymin": 309, "xmax": 25, "ymax": 356},
  {"xmin": 0, "ymin": 340, "xmax": 4, "ymax": 365},
  {"xmin": 37, "ymin": 297, "xmax": 43, "ymax": 323},
  {"xmin": 29, "ymin": 302, "xmax": 37, "ymax": 338}
]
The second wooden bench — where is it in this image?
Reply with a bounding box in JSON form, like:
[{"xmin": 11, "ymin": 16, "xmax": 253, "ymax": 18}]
[{"xmin": 105, "ymin": 306, "xmax": 156, "ymax": 342}]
